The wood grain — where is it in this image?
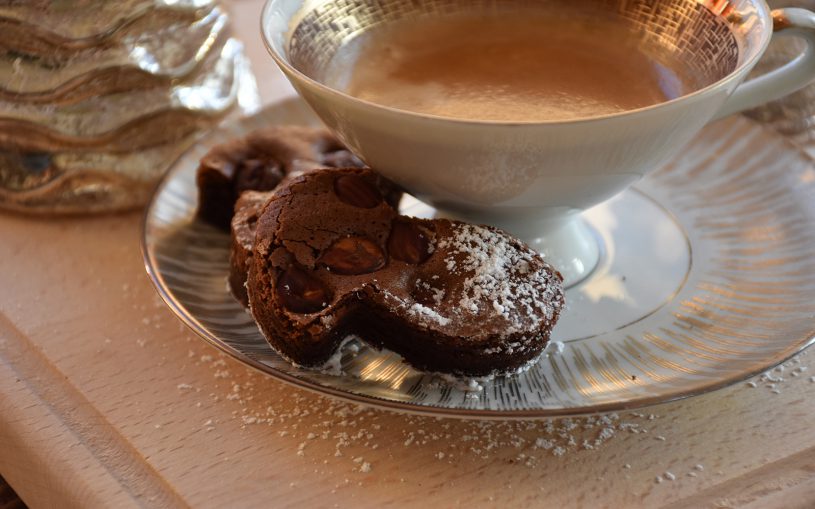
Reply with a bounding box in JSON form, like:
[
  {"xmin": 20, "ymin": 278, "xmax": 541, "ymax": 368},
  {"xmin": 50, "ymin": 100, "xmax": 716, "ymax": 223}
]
[
  {"xmin": 1, "ymin": 208, "xmax": 814, "ymax": 509},
  {"xmin": 1, "ymin": 1, "xmax": 814, "ymax": 507}
]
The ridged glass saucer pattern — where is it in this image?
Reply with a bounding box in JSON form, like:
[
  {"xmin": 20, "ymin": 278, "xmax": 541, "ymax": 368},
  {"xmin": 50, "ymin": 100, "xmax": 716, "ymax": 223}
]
[
  {"xmin": 143, "ymin": 99, "xmax": 815, "ymax": 418},
  {"xmin": 0, "ymin": 1, "xmax": 259, "ymax": 214}
]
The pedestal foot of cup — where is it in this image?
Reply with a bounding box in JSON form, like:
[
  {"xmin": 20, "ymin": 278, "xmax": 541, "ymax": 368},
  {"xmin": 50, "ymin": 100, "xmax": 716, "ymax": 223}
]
[{"xmin": 522, "ymin": 217, "xmax": 601, "ymax": 288}]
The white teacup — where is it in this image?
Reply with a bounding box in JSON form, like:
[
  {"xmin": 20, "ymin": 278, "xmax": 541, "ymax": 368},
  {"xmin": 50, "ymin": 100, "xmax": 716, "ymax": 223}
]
[{"xmin": 262, "ymin": 0, "xmax": 815, "ymax": 285}]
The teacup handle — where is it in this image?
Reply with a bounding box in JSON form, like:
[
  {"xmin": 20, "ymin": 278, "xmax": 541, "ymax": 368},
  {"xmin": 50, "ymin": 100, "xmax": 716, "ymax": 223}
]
[{"xmin": 714, "ymin": 8, "xmax": 815, "ymax": 120}]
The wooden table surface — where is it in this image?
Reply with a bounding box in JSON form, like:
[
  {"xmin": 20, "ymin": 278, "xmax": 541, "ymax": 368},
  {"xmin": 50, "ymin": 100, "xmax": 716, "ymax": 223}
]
[{"xmin": 2, "ymin": 2, "xmax": 815, "ymax": 508}]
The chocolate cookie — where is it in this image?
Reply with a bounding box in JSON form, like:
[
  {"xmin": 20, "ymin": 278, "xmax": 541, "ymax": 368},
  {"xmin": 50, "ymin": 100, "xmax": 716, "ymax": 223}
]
[
  {"xmin": 246, "ymin": 168, "xmax": 564, "ymax": 376},
  {"xmin": 230, "ymin": 190, "xmax": 274, "ymax": 307},
  {"xmin": 196, "ymin": 126, "xmax": 364, "ymax": 230},
  {"xmin": 228, "ymin": 174, "xmax": 402, "ymax": 307}
]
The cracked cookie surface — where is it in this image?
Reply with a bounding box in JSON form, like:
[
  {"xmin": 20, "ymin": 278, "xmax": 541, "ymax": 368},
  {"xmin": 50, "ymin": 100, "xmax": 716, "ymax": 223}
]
[{"xmin": 246, "ymin": 168, "xmax": 564, "ymax": 376}]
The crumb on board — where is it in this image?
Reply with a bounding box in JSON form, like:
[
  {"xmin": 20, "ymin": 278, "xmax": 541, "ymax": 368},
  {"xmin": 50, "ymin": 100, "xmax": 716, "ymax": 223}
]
[{"xmin": 175, "ymin": 346, "xmax": 809, "ymax": 484}]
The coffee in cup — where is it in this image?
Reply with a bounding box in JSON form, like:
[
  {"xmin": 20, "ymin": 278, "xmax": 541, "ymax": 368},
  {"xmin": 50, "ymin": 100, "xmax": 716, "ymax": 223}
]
[
  {"xmin": 264, "ymin": 0, "xmax": 815, "ymax": 284},
  {"xmin": 322, "ymin": 10, "xmax": 710, "ymax": 121}
]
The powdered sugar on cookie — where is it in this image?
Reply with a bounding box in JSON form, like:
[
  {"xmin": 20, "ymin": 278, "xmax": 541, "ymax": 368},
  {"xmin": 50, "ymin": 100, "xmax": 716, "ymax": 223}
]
[
  {"xmin": 438, "ymin": 224, "xmax": 563, "ymax": 335},
  {"xmin": 379, "ymin": 223, "xmax": 564, "ymax": 338}
]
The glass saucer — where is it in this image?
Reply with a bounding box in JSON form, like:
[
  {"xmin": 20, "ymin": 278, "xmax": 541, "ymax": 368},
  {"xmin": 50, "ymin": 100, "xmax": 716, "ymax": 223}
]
[{"xmin": 143, "ymin": 97, "xmax": 815, "ymax": 418}]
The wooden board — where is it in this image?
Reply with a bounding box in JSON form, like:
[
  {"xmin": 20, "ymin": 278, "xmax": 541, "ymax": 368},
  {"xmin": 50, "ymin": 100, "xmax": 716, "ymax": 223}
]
[
  {"xmin": 2, "ymin": 211, "xmax": 815, "ymax": 509},
  {"xmin": 2, "ymin": 2, "xmax": 815, "ymax": 507}
]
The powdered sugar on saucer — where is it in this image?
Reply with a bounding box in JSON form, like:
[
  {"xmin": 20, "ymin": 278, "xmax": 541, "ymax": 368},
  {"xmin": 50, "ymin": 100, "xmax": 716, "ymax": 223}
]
[{"xmin": 318, "ymin": 336, "xmax": 361, "ymax": 376}]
